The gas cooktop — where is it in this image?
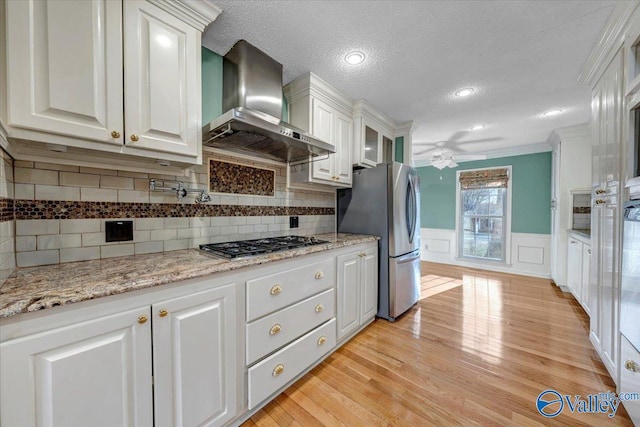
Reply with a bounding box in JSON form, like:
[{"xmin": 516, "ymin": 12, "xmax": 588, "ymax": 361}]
[{"xmin": 199, "ymin": 235, "xmax": 328, "ymax": 259}]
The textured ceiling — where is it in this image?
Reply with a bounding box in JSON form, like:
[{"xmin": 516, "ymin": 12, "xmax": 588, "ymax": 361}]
[{"xmin": 202, "ymin": 0, "xmax": 619, "ymax": 160}]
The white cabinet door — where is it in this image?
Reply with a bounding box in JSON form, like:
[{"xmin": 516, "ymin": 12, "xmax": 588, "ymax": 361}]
[
  {"xmin": 123, "ymin": 0, "xmax": 200, "ymax": 158},
  {"xmin": 567, "ymin": 238, "xmax": 583, "ymax": 300},
  {"xmin": 335, "ymin": 110, "xmax": 353, "ymax": 185},
  {"xmin": 6, "ymin": 0, "xmax": 124, "ymax": 144},
  {"xmin": 0, "ymin": 306, "xmax": 153, "ymax": 427},
  {"xmin": 360, "ymin": 247, "xmax": 379, "ymax": 323},
  {"xmin": 337, "ymin": 252, "xmax": 360, "ymax": 340},
  {"xmin": 311, "ymin": 98, "xmax": 334, "ymax": 182},
  {"xmin": 601, "ymin": 201, "xmax": 619, "ymax": 378},
  {"xmin": 153, "ymin": 284, "xmax": 237, "ymax": 427},
  {"xmin": 581, "ymin": 244, "xmax": 591, "ymax": 315}
]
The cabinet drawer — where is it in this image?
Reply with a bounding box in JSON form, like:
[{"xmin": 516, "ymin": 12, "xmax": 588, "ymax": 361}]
[
  {"xmin": 247, "ymin": 288, "xmax": 335, "ymax": 365},
  {"xmin": 248, "ymin": 318, "xmax": 336, "ymax": 410},
  {"xmin": 246, "ymin": 258, "xmax": 335, "ymax": 321},
  {"xmin": 620, "ymin": 335, "xmax": 640, "ymax": 425}
]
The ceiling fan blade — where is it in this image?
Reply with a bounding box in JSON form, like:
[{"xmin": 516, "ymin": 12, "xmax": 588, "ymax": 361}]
[
  {"xmin": 448, "ymin": 131, "xmax": 469, "ymax": 143},
  {"xmin": 455, "ymin": 137, "xmax": 504, "ymax": 146},
  {"xmin": 452, "ymin": 154, "xmax": 487, "ymax": 161},
  {"xmin": 413, "ymin": 147, "xmax": 441, "ymax": 156}
]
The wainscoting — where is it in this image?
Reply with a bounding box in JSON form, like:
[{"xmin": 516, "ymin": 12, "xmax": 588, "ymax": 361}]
[{"xmin": 420, "ymin": 228, "xmax": 551, "ymax": 278}]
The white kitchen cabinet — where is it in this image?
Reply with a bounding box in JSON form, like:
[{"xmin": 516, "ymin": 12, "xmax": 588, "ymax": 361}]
[
  {"xmin": 3, "ymin": 0, "xmax": 218, "ymax": 166},
  {"xmin": 620, "ymin": 335, "xmax": 640, "ymax": 425},
  {"xmin": 352, "ymin": 100, "xmax": 396, "ymax": 168},
  {"xmin": 589, "ymin": 46, "xmax": 624, "ymax": 384},
  {"xmin": 566, "ymin": 233, "xmax": 591, "ymax": 315},
  {"xmin": 152, "ymin": 284, "xmax": 237, "ymax": 427},
  {"xmin": 0, "ymin": 306, "xmax": 154, "ymax": 427},
  {"xmin": 285, "ymin": 73, "xmax": 353, "ymax": 188},
  {"xmin": 336, "ymin": 245, "xmax": 378, "ymax": 341}
]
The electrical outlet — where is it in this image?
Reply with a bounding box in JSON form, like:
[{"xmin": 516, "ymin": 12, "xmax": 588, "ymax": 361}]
[{"xmin": 289, "ymin": 216, "xmax": 299, "ymax": 228}]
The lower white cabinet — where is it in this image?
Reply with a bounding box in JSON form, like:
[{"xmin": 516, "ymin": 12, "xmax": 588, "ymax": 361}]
[
  {"xmin": 0, "ymin": 306, "xmax": 154, "ymax": 427},
  {"xmin": 566, "ymin": 233, "xmax": 591, "ymax": 315},
  {"xmin": 620, "ymin": 335, "xmax": 640, "ymax": 425},
  {"xmin": 0, "ymin": 281, "xmax": 238, "ymax": 427},
  {"xmin": 337, "ymin": 246, "xmax": 378, "ymax": 340},
  {"xmin": 152, "ymin": 284, "xmax": 237, "ymax": 427}
]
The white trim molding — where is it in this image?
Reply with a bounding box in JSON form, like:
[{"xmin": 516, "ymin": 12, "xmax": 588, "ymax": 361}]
[{"xmin": 420, "ymin": 228, "xmax": 551, "ymax": 279}]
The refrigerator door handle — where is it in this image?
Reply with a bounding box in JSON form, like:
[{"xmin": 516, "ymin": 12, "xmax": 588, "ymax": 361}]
[
  {"xmin": 406, "ymin": 179, "xmax": 416, "ymax": 243},
  {"xmin": 406, "ymin": 180, "xmax": 413, "ymax": 242},
  {"xmin": 410, "ymin": 176, "xmax": 417, "ymax": 241}
]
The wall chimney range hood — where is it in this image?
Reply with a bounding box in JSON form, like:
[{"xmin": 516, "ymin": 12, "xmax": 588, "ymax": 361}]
[{"xmin": 203, "ymin": 40, "xmax": 335, "ymax": 163}]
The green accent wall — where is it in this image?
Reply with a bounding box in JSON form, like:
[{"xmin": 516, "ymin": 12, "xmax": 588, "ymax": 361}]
[
  {"xmin": 395, "ymin": 137, "xmax": 404, "ymax": 163},
  {"xmin": 202, "ymin": 47, "xmax": 223, "ymax": 124},
  {"xmin": 201, "ymin": 47, "xmax": 289, "ymax": 123},
  {"xmin": 416, "ymin": 151, "xmax": 552, "ymax": 234}
]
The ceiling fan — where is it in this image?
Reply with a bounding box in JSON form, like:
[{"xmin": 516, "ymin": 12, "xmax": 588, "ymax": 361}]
[{"xmin": 413, "ymin": 131, "xmax": 498, "ymax": 169}]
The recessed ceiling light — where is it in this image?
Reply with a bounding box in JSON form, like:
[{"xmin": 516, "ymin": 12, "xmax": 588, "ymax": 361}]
[
  {"xmin": 542, "ymin": 109, "xmax": 564, "ymax": 117},
  {"xmin": 345, "ymin": 51, "xmax": 365, "ymax": 65},
  {"xmin": 471, "ymin": 125, "xmax": 484, "ymax": 130},
  {"xmin": 454, "ymin": 87, "xmax": 475, "ymax": 97}
]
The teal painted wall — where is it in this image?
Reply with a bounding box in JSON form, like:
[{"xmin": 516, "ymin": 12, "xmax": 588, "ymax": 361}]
[
  {"xmin": 395, "ymin": 137, "xmax": 404, "ymax": 163},
  {"xmin": 201, "ymin": 47, "xmax": 288, "ymax": 123},
  {"xmin": 416, "ymin": 151, "xmax": 552, "ymax": 234}
]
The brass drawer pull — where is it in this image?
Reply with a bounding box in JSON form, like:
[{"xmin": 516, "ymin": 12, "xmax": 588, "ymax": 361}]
[
  {"xmin": 137, "ymin": 315, "xmax": 148, "ymax": 324},
  {"xmin": 270, "ymin": 284, "xmax": 283, "ymax": 295},
  {"xmin": 272, "ymin": 364, "xmax": 285, "ymax": 377},
  {"xmin": 625, "ymin": 359, "xmax": 640, "ymax": 373},
  {"xmin": 158, "ymin": 309, "xmax": 168, "ymax": 318},
  {"xmin": 595, "ymin": 199, "xmax": 605, "ymax": 205},
  {"xmin": 595, "ymin": 189, "xmax": 606, "ymax": 194},
  {"xmin": 317, "ymin": 336, "xmax": 327, "ymax": 346},
  {"xmin": 269, "ymin": 324, "xmax": 282, "ymax": 335},
  {"xmin": 315, "ymin": 271, "xmax": 324, "ymax": 280},
  {"xmin": 315, "ymin": 303, "xmax": 324, "ymax": 313}
]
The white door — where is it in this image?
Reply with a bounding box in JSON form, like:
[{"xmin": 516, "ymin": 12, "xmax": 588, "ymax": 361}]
[
  {"xmin": 311, "ymin": 98, "xmax": 335, "ymax": 182},
  {"xmin": 335, "ymin": 111, "xmax": 353, "ymax": 185},
  {"xmin": 153, "ymin": 284, "xmax": 237, "ymax": 427},
  {"xmin": 0, "ymin": 307, "xmax": 153, "ymax": 427},
  {"xmin": 360, "ymin": 248, "xmax": 379, "ymax": 323},
  {"xmin": 6, "ymin": 0, "xmax": 124, "ymax": 143},
  {"xmin": 337, "ymin": 252, "xmax": 360, "ymax": 340},
  {"xmin": 123, "ymin": 0, "xmax": 200, "ymax": 157}
]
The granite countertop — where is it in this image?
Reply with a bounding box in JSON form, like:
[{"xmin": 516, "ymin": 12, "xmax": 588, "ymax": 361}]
[
  {"xmin": 569, "ymin": 229, "xmax": 591, "ymax": 239},
  {"xmin": 0, "ymin": 233, "xmax": 379, "ymax": 319}
]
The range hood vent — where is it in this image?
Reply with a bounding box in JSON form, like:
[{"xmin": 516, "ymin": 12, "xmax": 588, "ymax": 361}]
[{"xmin": 203, "ymin": 40, "xmax": 334, "ymax": 163}]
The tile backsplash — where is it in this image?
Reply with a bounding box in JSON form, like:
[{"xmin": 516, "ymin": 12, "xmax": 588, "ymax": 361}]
[
  {"xmin": 572, "ymin": 193, "xmax": 591, "ymax": 230},
  {"xmin": 11, "ymin": 152, "xmax": 336, "ymax": 268},
  {"xmin": 0, "ymin": 148, "xmax": 15, "ymax": 283}
]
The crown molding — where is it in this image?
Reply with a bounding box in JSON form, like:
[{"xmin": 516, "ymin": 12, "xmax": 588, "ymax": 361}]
[
  {"xmin": 395, "ymin": 120, "xmax": 417, "ymax": 136},
  {"xmin": 352, "ymin": 99, "xmax": 398, "ymax": 131},
  {"xmin": 578, "ymin": 1, "xmax": 640, "ymax": 86},
  {"xmin": 148, "ymin": 0, "xmax": 222, "ymax": 31},
  {"xmin": 284, "ymin": 72, "xmax": 354, "ymax": 115}
]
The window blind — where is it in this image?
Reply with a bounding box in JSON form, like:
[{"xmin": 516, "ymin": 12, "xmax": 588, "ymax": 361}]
[{"xmin": 459, "ymin": 168, "xmax": 509, "ymax": 189}]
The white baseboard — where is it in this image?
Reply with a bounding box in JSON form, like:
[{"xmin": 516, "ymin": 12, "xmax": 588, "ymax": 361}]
[{"xmin": 420, "ymin": 228, "xmax": 551, "ymax": 279}]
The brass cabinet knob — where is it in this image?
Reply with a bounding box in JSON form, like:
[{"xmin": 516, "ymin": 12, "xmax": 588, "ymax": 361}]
[
  {"xmin": 317, "ymin": 336, "xmax": 327, "ymax": 346},
  {"xmin": 158, "ymin": 309, "xmax": 168, "ymax": 318},
  {"xmin": 315, "ymin": 303, "xmax": 324, "ymax": 313},
  {"xmin": 130, "ymin": 134, "xmax": 139, "ymax": 142},
  {"xmin": 272, "ymin": 364, "xmax": 285, "ymax": 377},
  {"xmin": 111, "ymin": 130, "xmax": 121, "ymax": 139},
  {"xmin": 595, "ymin": 189, "xmax": 606, "ymax": 194},
  {"xmin": 269, "ymin": 323, "xmax": 282, "ymax": 335},
  {"xmin": 270, "ymin": 284, "xmax": 283, "ymax": 295},
  {"xmin": 314, "ymin": 271, "xmax": 324, "ymax": 280},
  {"xmin": 595, "ymin": 199, "xmax": 605, "ymax": 205},
  {"xmin": 625, "ymin": 359, "xmax": 640, "ymax": 373},
  {"xmin": 138, "ymin": 315, "xmax": 148, "ymax": 324}
]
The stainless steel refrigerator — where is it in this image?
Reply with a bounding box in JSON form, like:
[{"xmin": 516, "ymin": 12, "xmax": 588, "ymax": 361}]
[{"xmin": 337, "ymin": 162, "xmax": 421, "ymax": 321}]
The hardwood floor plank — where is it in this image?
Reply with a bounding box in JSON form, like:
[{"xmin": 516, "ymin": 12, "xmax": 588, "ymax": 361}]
[{"xmin": 242, "ymin": 262, "xmax": 634, "ymax": 426}]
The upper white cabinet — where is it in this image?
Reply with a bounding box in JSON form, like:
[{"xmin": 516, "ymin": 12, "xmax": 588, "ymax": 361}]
[
  {"xmin": 3, "ymin": 0, "xmax": 220, "ymax": 166},
  {"xmin": 285, "ymin": 73, "xmax": 353, "ymax": 188},
  {"xmin": 353, "ymin": 100, "xmax": 397, "ymax": 168}
]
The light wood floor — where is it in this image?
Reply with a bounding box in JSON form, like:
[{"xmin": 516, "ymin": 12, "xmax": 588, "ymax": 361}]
[{"xmin": 244, "ymin": 262, "xmax": 634, "ymax": 426}]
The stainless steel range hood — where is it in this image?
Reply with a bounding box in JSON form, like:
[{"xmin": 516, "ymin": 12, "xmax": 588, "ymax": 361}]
[{"xmin": 203, "ymin": 40, "xmax": 335, "ymax": 163}]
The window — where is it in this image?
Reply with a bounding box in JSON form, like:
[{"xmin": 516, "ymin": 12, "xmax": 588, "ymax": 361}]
[{"xmin": 457, "ymin": 167, "xmax": 510, "ymax": 262}]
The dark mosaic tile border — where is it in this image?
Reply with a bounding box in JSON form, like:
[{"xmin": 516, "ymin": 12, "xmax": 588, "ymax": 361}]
[
  {"xmin": 0, "ymin": 198, "xmax": 14, "ymax": 223},
  {"xmin": 209, "ymin": 159, "xmax": 275, "ymax": 196},
  {"xmin": 573, "ymin": 207, "xmax": 591, "ymax": 214},
  {"xmin": 14, "ymin": 200, "xmax": 334, "ymax": 220}
]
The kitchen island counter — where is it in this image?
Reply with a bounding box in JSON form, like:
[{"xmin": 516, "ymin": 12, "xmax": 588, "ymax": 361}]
[{"xmin": 0, "ymin": 233, "xmax": 378, "ymax": 319}]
